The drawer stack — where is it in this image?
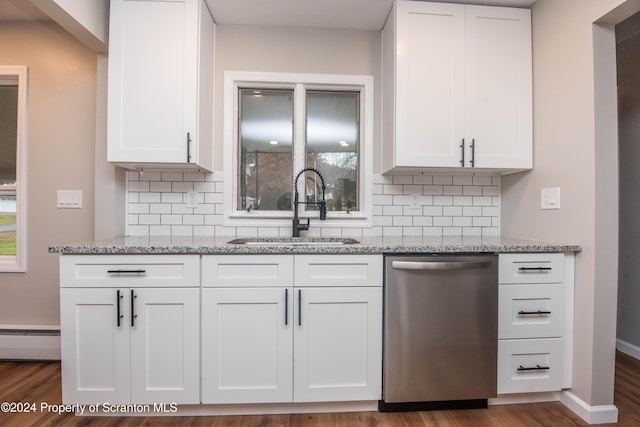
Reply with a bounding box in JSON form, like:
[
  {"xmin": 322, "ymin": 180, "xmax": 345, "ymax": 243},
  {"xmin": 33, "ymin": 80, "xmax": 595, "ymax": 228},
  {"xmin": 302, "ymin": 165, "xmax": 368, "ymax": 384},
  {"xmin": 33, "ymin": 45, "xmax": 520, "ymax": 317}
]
[{"xmin": 497, "ymin": 253, "xmax": 567, "ymax": 394}]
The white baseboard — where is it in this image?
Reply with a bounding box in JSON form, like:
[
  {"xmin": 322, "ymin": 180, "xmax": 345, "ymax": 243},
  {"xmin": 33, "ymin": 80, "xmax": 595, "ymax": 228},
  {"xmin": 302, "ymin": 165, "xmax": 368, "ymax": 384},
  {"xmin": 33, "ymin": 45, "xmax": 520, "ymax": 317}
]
[
  {"xmin": 0, "ymin": 329, "xmax": 61, "ymax": 361},
  {"xmin": 616, "ymin": 338, "xmax": 640, "ymax": 360},
  {"xmin": 560, "ymin": 391, "xmax": 618, "ymax": 424}
]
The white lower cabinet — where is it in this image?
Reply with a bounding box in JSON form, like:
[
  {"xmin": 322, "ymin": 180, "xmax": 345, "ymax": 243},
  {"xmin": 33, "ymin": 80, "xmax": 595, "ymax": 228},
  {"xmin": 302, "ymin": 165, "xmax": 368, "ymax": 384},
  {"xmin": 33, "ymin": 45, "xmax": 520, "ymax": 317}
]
[
  {"xmin": 497, "ymin": 338, "xmax": 563, "ymax": 394},
  {"xmin": 293, "ymin": 287, "xmax": 382, "ymax": 402},
  {"xmin": 497, "ymin": 253, "xmax": 574, "ymax": 394},
  {"xmin": 59, "ymin": 256, "xmax": 200, "ymax": 405},
  {"xmin": 201, "ymin": 287, "xmax": 293, "ymax": 404},
  {"xmin": 201, "ymin": 255, "xmax": 383, "ymax": 404}
]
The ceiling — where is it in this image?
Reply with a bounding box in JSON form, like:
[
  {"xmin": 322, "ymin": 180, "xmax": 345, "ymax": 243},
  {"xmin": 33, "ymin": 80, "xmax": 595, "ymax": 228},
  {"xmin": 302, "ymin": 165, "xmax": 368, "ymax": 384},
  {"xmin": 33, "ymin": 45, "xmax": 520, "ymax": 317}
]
[
  {"xmin": 0, "ymin": 0, "xmax": 49, "ymax": 21},
  {"xmin": 205, "ymin": 0, "xmax": 537, "ymax": 31},
  {"xmin": 0, "ymin": 0, "xmax": 537, "ymax": 26}
]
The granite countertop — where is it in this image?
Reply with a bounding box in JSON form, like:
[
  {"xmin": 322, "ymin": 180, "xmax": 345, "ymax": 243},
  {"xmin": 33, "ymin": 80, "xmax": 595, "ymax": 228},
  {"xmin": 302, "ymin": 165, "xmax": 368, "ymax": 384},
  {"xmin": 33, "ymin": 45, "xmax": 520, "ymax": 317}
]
[{"xmin": 48, "ymin": 235, "xmax": 581, "ymax": 255}]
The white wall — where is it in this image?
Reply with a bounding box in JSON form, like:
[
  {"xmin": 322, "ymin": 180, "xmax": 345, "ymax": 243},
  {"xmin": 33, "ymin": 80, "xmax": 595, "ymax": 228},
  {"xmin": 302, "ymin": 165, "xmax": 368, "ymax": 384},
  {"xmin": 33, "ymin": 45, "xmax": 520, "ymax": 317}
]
[
  {"xmin": 0, "ymin": 22, "xmax": 97, "ymax": 326},
  {"xmin": 501, "ymin": 0, "xmax": 635, "ymax": 411}
]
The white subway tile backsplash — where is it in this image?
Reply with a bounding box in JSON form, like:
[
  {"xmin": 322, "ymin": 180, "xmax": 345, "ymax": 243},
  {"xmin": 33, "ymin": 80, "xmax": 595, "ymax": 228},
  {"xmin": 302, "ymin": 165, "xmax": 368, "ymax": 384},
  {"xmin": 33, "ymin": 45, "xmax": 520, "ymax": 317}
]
[
  {"xmin": 139, "ymin": 193, "xmax": 161, "ymax": 203},
  {"xmin": 125, "ymin": 172, "xmax": 501, "ymax": 238},
  {"xmin": 413, "ymin": 175, "xmax": 433, "ymax": 185},
  {"xmin": 150, "ymin": 182, "xmax": 172, "ymax": 192},
  {"xmin": 129, "ymin": 181, "xmax": 150, "ymax": 192},
  {"xmin": 473, "ymin": 175, "xmax": 493, "ymax": 186},
  {"xmin": 403, "ymin": 185, "xmax": 423, "ymax": 194},
  {"xmin": 393, "ymin": 175, "xmax": 413, "ymax": 185},
  {"xmin": 172, "ymin": 181, "xmax": 194, "ymax": 192},
  {"xmin": 443, "ymin": 186, "xmax": 463, "ymax": 196},
  {"xmin": 129, "ymin": 203, "xmax": 149, "ymax": 214},
  {"xmin": 161, "ymin": 193, "xmax": 183, "ymax": 204},
  {"xmin": 162, "ymin": 172, "xmax": 183, "ymax": 181},
  {"xmin": 383, "ymin": 184, "xmax": 403, "ymax": 195},
  {"xmin": 433, "ymin": 175, "xmax": 453, "ymax": 185},
  {"xmin": 139, "ymin": 172, "xmax": 161, "ymax": 181},
  {"xmin": 149, "ymin": 204, "xmax": 171, "ymax": 214},
  {"xmin": 453, "ymin": 175, "xmax": 473, "ymax": 185}
]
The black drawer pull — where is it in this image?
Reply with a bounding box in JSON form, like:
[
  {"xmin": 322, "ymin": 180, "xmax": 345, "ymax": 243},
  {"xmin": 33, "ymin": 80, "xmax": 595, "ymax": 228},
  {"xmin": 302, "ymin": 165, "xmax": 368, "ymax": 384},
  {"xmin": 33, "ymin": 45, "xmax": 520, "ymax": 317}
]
[
  {"xmin": 107, "ymin": 269, "xmax": 146, "ymax": 274},
  {"xmin": 518, "ymin": 364, "xmax": 550, "ymax": 371},
  {"xmin": 518, "ymin": 310, "xmax": 551, "ymax": 315},
  {"xmin": 518, "ymin": 267, "xmax": 552, "ymax": 271}
]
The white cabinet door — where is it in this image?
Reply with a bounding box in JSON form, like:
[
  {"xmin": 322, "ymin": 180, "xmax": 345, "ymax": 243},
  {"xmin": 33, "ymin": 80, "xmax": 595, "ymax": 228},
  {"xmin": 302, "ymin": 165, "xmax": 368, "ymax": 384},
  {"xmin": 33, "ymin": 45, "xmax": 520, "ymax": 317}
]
[
  {"xmin": 382, "ymin": 1, "xmax": 531, "ymax": 173},
  {"xmin": 294, "ymin": 287, "xmax": 382, "ymax": 402},
  {"xmin": 465, "ymin": 6, "xmax": 532, "ymax": 169},
  {"xmin": 60, "ymin": 288, "xmax": 131, "ymax": 404},
  {"xmin": 129, "ymin": 288, "xmax": 200, "ymax": 404},
  {"xmin": 394, "ymin": 1, "xmax": 466, "ymax": 168},
  {"xmin": 201, "ymin": 287, "xmax": 293, "ymax": 404},
  {"xmin": 107, "ymin": 0, "xmax": 213, "ymax": 170}
]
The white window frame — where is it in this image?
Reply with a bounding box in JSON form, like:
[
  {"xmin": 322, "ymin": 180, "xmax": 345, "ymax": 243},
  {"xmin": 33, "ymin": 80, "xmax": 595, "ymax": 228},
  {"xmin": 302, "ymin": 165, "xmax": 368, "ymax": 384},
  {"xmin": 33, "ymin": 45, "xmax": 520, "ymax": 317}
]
[
  {"xmin": 223, "ymin": 71, "xmax": 373, "ymax": 229},
  {"xmin": 0, "ymin": 66, "xmax": 28, "ymax": 272}
]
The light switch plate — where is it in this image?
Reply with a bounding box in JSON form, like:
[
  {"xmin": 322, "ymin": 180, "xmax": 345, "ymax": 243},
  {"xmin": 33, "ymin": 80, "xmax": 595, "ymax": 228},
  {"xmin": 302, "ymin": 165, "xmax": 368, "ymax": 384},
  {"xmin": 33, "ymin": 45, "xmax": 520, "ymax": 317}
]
[
  {"xmin": 408, "ymin": 194, "xmax": 421, "ymax": 212},
  {"xmin": 541, "ymin": 187, "xmax": 560, "ymax": 210},
  {"xmin": 57, "ymin": 190, "xmax": 82, "ymax": 209}
]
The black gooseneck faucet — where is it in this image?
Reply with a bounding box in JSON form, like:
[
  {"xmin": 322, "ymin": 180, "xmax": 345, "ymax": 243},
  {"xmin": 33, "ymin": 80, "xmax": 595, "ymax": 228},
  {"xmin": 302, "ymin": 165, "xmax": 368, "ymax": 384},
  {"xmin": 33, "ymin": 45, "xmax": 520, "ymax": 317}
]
[{"xmin": 292, "ymin": 167, "xmax": 327, "ymax": 237}]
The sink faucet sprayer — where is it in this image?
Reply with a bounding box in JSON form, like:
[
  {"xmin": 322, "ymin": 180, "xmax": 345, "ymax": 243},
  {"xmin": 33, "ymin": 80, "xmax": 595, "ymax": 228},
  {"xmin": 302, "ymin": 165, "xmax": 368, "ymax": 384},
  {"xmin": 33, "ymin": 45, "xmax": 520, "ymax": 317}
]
[{"xmin": 292, "ymin": 168, "xmax": 327, "ymax": 237}]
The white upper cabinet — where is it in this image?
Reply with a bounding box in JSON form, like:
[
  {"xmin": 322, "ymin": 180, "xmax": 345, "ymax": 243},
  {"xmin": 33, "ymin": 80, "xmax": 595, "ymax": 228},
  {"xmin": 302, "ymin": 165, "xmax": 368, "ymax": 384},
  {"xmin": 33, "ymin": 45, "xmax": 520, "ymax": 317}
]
[
  {"xmin": 382, "ymin": 1, "xmax": 532, "ymax": 174},
  {"xmin": 107, "ymin": 0, "xmax": 214, "ymax": 171}
]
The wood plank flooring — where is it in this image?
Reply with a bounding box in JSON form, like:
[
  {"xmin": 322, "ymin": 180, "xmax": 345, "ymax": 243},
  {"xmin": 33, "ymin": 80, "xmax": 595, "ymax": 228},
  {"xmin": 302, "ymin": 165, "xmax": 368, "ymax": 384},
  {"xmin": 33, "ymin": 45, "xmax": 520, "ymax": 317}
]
[{"xmin": 0, "ymin": 351, "xmax": 638, "ymax": 426}]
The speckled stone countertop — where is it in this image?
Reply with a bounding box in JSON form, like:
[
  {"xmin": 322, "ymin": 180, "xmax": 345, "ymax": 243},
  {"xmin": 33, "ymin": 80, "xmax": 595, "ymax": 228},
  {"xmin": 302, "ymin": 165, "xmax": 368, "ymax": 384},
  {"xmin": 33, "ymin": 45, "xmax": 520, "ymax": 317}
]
[{"xmin": 48, "ymin": 236, "xmax": 581, "ymax": 255}]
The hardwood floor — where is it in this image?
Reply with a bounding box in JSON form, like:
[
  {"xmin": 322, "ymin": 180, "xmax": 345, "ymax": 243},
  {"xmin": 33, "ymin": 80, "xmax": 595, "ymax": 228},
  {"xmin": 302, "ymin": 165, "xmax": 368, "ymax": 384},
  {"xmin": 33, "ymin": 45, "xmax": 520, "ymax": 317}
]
[{"xmin": 0, "ymin": 352, "xmax": 638, "ymax": 426}]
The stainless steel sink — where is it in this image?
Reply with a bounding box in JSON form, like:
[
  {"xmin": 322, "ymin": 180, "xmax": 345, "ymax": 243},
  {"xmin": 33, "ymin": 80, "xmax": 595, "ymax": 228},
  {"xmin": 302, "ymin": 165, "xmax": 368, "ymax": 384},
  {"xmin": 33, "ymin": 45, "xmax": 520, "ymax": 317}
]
[{"xmin": 227, "ymin": 237, "xmax": 360, "ymax": 246}]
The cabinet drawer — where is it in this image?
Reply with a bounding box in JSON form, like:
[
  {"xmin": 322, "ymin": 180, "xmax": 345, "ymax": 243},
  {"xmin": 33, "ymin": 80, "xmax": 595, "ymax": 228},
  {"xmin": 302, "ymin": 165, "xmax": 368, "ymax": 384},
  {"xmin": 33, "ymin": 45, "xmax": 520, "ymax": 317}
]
[
  {"xmin": 499, "ymin": 284, "xmax": 564, "ymax": 339},
  {"xmin": 499, "ymin": 253, "xmax": 564, "ymax": 284},
  {"xmin": 60, "ymin": 255, "xmax": 199, "ymax": 287},
  {"xmin": 497, "ymin": 338, "xmax": 563, "ymax": 394},
  {"xmin": 294, "ymin": 255, "xmax": 383, "ymax": 287},
  {"xmin": 202, "ymin": 255, "xmax": 294, "ymax": 287}
]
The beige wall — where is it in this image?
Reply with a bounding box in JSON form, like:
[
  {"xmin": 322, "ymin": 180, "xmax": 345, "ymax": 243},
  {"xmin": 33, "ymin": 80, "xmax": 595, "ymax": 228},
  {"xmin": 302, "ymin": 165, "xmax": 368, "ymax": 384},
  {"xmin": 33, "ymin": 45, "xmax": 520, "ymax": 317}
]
[
  {"xmin": 0, "ymin": 22, "xmax": 97, "ymax": 326},
  {"xmin": 213, "ymin": 24, "xmax": 381, "ymax": 172},
  {"xmin": 31, "ymin": 0, "xmax": 109, "ymax": 53},
  {"xmin": 501, "ymin": 0, "xmax": 633, "ymax": 408}
]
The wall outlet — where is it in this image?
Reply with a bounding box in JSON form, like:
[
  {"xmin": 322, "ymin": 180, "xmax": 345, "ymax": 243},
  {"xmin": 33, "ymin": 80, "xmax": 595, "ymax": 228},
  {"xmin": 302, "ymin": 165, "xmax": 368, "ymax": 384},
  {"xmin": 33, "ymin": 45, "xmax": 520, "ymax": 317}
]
[
  {"xmin": 408, "ymin": 194, "xmax": 421, "ymax": 212},
  {"xmin": 186, "ymin": 191, "xmax": 199, "ymax": 208},
  {"xmin": 541, "ymin": 187, "xmax": 560, "ymax": 210},
  {"xmin": 57, "ymin": 190, "xmax": 82, "ymax": 209}
]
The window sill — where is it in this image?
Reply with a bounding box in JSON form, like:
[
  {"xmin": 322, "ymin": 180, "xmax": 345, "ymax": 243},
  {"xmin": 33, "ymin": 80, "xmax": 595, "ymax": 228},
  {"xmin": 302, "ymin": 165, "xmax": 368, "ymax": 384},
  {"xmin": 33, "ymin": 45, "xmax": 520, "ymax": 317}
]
[{"xmin": 224, "ymin": 212, "xmax": 370, "ymax": 229}]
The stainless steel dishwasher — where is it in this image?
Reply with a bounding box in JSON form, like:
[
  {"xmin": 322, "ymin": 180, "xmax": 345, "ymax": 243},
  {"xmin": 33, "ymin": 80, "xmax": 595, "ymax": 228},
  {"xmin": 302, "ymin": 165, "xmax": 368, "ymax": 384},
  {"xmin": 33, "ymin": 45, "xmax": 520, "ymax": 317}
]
[{"xmin": 381, "ymin": 254, "xmax": 498, "ymax": 411}]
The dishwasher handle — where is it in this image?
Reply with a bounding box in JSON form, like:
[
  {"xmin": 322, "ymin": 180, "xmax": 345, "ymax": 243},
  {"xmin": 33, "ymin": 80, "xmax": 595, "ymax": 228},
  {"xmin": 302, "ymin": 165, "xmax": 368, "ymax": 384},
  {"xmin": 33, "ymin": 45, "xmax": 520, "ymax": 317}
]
[{"xmin": 391, "ymin": 260, "xmax": 494, "ymax": 271}]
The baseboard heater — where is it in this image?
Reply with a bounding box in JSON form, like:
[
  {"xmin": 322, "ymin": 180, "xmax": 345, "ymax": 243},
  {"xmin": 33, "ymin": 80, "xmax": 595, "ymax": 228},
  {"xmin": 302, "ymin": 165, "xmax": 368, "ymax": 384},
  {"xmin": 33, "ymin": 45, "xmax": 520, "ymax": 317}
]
[{"xmin": 0, "ymin": 327, "xmax": 61, "ymax": 361}]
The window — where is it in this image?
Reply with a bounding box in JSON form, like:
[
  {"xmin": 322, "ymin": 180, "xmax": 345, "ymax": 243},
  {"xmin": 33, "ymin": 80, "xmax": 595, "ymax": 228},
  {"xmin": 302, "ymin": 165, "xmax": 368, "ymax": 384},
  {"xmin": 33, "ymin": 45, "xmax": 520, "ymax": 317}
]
[
  {"xmin": 224, "ymin": 72, "xmax": 373, "ymax": 228},
  {"xmin": 0, "ymin": 66, "xmax": 27, "ymax": 272}
]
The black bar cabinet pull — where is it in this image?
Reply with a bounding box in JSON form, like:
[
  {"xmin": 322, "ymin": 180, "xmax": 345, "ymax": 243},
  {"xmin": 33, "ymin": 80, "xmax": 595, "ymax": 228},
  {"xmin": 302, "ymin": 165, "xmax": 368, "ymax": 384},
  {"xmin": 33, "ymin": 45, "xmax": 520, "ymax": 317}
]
[
  {"xmin": 285, "ymin": 289, "xmax": 289, "ymax": 326},
  {"xmin": 518, "ymin": 267, "xmax": 552, "ymax": 271},
  {"xmin": 518, "ymin": 310, "xmax": 552, "ymax": 315},
  {"xmin": 116, "ymin": 290, "xmax": 124, "ymax": 327},
  {"xmin": 298, "ymin": 289, "xmax": 302, "ymax": 326},
  {"xmin": 518, "ymin": 364, "xmax": 550, "ymax": 371},
  {"xmin": 470, "ymin": 138, "xmax": 475, "ymax": 167},
  {"xmin": 187, "ymin": 132, "xmax": 192, "ymax": 163},
  {"xmin": 460, "ymin": 138, "xmax": 465, "ymax": 166},
  {"xmin": 130, "ymin": 290, "xmax": 137, "ymax": 327},
  {"xmin": 107, "ymin": 269, "xmax": 146, "ymax": 274}
]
